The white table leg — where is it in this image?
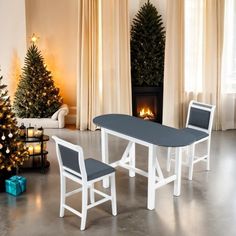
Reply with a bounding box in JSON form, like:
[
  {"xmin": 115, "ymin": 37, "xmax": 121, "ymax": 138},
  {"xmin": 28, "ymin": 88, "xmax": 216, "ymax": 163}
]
[
  {"xmin": 174, "ymin": 147, "xmax": 182, "ymax": 196},
  {"xmin": 129, "ymin": 142, "xmax": 136, "ymax": 177},
  {"xmin": 147, "ymin": 144, "xmax": 156, "ymax": 210},
  {"xmin": 101, "ymin": 128, "xmax": 109, "ymax": 188}
]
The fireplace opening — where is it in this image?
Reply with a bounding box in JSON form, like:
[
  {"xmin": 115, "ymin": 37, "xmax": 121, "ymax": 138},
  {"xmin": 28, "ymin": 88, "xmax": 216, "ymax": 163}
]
[
  {"xmin": 132, "ymin": 87, "xmax": 163, "ymax": 123},
  {"xmin": 136, "ymin": 96, "xmax": 157, "ymax": 120}
]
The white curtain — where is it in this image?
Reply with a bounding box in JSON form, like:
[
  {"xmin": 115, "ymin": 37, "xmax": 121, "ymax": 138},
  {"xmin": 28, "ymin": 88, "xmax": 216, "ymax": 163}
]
[
  {"xmin": 76, "ymin": 0, "xmax": 132, "ymax": 130},
  {"xmin": 221, "ymin": 0, "xmax": 236, "ymax": 130},
  {"xmin": 184, "ymin": 0, "xmax": 204, "ymax": 93},
  {"xmin": 162, "ymin": 0, "xmax": 184, "ymax": 128},
  {"xmin": 163, "ymin": 0, "xmax": 225, "ymax": 130},
  {"xmin": 100, "ymin": 0, "xmax": 132, "ymax": 116},
  {"xmin": 183, "ymin": 0, "xmax": 224, "ymax": 130},
  {"xmin": 77, "ymin": 0, "xmax": 100, "ymax": 131}
]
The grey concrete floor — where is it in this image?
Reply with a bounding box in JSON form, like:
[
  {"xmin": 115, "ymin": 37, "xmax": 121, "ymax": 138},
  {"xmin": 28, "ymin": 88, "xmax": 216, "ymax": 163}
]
[{"xmin": 0, "ymin": 127, "xmax": 236, "ymax": 236}]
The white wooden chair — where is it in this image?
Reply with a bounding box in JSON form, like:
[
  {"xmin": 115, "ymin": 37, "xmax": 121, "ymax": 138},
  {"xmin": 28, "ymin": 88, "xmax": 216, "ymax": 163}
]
[
  {"xmin": 52, "ymin": 136, "xmax": 117, "ymax": 230},
  {"xmin": 166, "ymin": 100, "xmax": 215, "ymax": 180}
]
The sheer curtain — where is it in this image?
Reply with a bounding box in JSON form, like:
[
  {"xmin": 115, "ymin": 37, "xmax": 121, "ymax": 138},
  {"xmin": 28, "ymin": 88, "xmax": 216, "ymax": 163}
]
[
  {"xmin": 162, "ymin": 0, "xmax": 184, "ymax": 128},
  {"xmin": 183, "ymin": 0, "xmax": 224, "ymax": 130},
  {"xmin": 221, "ymin": 0, "xmax": 236, "ymax": 130},
  {"xmin": 100, "ymin": 0, "xmax": 132, "ymax": 116},
  {"xmin": 163, "ymin": 0, "xmax": 224, "ymax": 129},
  {"xmin": 76, "ymin": 0, "xmax": 131, "ymax": 130},
  {"xmin": 184, "ymin": 0, "xmax": 203, "ymax": 93},
  {"xmin": 77, "ymin": 0, "xmax": 100, "ymax": 130}
]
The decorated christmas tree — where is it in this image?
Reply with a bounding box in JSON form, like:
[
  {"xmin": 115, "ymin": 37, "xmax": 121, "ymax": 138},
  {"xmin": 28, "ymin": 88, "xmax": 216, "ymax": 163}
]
[
  {"xmin": 131, "ymin": 0, "xmax": 165, "ymax": 86},
  {"xmin": 13, "ymin": 43, "xmax": 62, "ymax": 118},
  {"xmin": 0, "ymin": 75, "xmax": 29, "ymax": 172}
]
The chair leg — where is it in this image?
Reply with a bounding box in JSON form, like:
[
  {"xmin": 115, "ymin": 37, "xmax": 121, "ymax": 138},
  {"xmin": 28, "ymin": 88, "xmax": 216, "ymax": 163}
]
[
  {"xmin": 110, "ymin": 173, "xmax": 117, "ymax": 216},
  {"xmin": 188, "ymin": 144, "xmax": 195, "ymax": 180},
  {"xmin": 206, "ymin": 139, "xmax": 211, "ymax": 171},
  {"xmin": 167, "ymin": 147, "xmax": 172, "ymax": 172},
  {"xmin": 80, "ymin": 186, "xmax": 88, "ymax": 231},
  {"xmin": 60, "ymin": 175, "xmax": 66, "ymax": 217},
  {"xmin": 90, "ymin": 183, "xmax": 95, "ymax": 204}
]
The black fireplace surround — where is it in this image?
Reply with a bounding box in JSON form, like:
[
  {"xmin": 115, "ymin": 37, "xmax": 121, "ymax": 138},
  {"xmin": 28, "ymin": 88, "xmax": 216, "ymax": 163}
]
[{"xmin": 132, "ymin": 86, "xmax": 163, "ymax": 124}]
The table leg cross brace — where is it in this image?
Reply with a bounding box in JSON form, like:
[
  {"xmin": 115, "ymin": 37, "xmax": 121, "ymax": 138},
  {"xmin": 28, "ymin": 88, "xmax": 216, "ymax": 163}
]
[{"xmin": 111, "ymin": 142, "xmax": 178, "ymax": 193}]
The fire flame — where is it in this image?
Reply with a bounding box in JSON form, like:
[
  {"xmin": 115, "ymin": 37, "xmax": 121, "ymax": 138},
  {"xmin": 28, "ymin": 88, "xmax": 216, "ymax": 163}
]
[{"xmin": 139, "ymin": 107, "xmax": 155, "ymax": 120}]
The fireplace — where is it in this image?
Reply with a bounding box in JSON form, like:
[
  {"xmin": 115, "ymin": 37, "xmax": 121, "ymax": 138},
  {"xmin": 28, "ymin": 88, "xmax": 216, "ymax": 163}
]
[{"xmin": 132, "ymin": 86, "xmax": 163, "ymax": 123}]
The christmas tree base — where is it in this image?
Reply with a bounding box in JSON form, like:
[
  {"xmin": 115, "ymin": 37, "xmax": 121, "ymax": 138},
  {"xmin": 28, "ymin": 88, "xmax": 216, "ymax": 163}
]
[{"xmin": 0, "ymin": 168, "xmax": 17, "ymax": 192}]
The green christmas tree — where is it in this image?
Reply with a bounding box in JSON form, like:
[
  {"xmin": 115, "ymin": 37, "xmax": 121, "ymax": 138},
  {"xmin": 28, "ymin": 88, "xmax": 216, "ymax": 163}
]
[
  {"xmin": 13, "ymin": 43, "xmax": 62, "ymax": 118},
  {"xmin": 0, "ymin": 75, "xmax": 29, "ymax": 171},
  {"xmin": 131, "ymin": 0, "xmax": 165, "ymax": 86}
]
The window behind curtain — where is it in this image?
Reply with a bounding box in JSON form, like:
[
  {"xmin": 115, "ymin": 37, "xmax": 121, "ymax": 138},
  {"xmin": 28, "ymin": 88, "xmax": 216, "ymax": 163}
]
[
  {"xmin": 184, "ymin": 0, "xmax": 204, "ymax": 92},
  {"xmin": 221, "ymin": 0, "xmax": 236, "ymax": 93}
]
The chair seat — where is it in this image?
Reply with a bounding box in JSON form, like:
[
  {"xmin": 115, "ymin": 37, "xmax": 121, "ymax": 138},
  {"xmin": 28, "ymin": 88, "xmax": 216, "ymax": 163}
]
[
  {"xmin": 181, "ymin": 128, "xmax": 209, "ymax": 141},
  {"xmin": 65, "ymin": 158, "xmax": 115, "ymax": 181},
  {"xmin": 85, "ymin": 158, "xmax": 115, "ymax": 181}
]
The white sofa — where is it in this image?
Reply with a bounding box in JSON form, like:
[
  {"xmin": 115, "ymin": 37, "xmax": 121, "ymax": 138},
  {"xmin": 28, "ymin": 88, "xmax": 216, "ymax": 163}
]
[{"xmin": 17, "ymin": 104, "xmax": 69, "ymax": 128}]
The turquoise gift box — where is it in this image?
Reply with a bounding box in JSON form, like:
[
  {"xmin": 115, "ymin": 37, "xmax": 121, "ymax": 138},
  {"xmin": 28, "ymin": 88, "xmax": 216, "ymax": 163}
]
[{"xmin": 5, "ymin": 176, "xmax": 27, "ymax": 196}]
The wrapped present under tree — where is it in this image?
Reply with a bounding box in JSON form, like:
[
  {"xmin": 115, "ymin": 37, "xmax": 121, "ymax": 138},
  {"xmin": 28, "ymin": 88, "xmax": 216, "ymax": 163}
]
[{"xmin": 5, "ymin": 175, "xmax": 26, "ymax": 196}]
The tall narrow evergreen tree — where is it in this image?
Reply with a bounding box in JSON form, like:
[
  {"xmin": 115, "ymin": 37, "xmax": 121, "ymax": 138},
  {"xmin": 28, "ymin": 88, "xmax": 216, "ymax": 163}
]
[
  {"xmin": 0, "ymin": 75, "xmax": 29, "ymax": 171},
  {"xmin": 131, "ymin": 0, "xmax": 165, "ymax": 86},
  {"xmin": 13, "ymin": 43, "xmax": 62, "ymax": 118}
]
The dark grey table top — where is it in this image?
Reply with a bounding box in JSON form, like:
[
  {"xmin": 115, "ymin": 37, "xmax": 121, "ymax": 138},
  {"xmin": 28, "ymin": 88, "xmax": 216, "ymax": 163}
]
[{"xmin": 93, "ymin": 114, "xmax": 198, "ymax": 147}]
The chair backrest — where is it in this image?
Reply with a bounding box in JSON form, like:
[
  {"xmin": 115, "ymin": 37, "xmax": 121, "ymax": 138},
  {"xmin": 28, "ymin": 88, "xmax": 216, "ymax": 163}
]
[
  {"xmin": 52, "ymin": 136, "xmax": 87, "ymax": 182},
  {"xmin": 186, "ymin": 100, "xmax": 216, "ymax": 134}
]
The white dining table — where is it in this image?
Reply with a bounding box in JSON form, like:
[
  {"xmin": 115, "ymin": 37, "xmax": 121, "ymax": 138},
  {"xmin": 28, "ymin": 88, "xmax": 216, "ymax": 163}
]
[{"xmin": 93, "ymin": 114, "xmax": 197, "ymax": 210}]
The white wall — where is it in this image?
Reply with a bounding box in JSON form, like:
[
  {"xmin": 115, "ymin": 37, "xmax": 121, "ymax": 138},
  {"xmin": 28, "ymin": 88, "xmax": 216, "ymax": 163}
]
[{"xmin": 0, "ymin": 0, "xmax": 26, "ymax": 99}]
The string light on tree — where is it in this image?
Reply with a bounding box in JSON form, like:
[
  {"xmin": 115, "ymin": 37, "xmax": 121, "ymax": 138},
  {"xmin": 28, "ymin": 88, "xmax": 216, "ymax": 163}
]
[
  {"xmin": 13, "ymin": 35, "xmax": 62, "ymax": 118},
  {"xmin": 6, "ymin": 147, "xmax": 10, "ymax": 154},
  {"xmin": 0, "ymin": 74, "xmax": 29, "ymax": 171}
]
